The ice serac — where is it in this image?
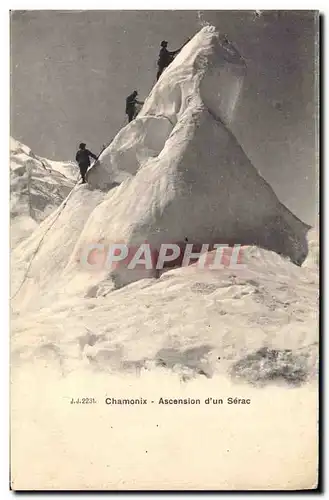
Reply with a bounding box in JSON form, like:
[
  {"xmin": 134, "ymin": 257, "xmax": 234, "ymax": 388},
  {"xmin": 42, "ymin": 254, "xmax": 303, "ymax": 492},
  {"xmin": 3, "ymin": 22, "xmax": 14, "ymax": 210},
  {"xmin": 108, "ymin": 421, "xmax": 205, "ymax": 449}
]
[
  {"xmin": 85, "ymin": 26, "xmax": 310, "ymax": 284},
  {"xmin": 87, "ymin": 27, "xmax": 246, "ymax": 189},
  {"xmin": 11, "ymin": 26, "xmax": 311, "ymax": 309}
]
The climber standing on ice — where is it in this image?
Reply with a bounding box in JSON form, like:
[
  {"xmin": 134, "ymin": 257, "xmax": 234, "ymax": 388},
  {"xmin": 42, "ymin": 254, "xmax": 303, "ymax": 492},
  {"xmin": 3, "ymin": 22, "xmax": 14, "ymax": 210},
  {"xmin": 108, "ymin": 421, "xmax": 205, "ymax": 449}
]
[
  {"xmin": 156, "ymin": 39, "xmax": 189, "ymax": 80},
  {"xmin": 75, "ymin": 143, "xmax": 97, "ymax": 184},
  {"xmin": 125, "ymin": 90, "xmax": 144, "ymax": 123}
]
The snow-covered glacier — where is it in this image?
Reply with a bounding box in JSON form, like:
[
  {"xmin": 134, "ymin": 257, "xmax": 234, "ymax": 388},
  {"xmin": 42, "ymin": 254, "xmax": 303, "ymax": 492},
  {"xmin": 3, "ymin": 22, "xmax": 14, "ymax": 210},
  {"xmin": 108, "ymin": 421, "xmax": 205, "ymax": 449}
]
[
  {"xmin": 85, "ymin": 25, "xmax": 310, "ymax": 282},
  {"xmin": 10, "ymin": 23, "xmax": 319, "ymax": 491},
  {"xmin": 11, "ymin": 26, "xmax": 317, "ymax": 387}
]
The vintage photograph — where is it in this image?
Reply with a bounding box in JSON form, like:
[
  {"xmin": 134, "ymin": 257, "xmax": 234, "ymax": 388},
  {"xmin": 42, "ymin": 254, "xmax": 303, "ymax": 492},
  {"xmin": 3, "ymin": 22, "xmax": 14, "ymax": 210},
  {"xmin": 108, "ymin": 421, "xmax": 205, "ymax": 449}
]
[{"xmin": 10, "ymin": 10, "xmax": 319, "ymax": 490}]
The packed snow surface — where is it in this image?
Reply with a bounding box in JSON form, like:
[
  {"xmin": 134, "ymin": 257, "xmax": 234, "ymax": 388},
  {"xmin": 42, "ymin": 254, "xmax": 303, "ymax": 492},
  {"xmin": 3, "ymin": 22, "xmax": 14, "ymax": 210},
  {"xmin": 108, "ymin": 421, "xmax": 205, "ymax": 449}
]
[
  {"xmin": 11, "ymin": 25, "xmax": 318, "ymax": 385},
  {"xmin": 10, "ymin": 25, "xmax": 318, "ymax": 490}
]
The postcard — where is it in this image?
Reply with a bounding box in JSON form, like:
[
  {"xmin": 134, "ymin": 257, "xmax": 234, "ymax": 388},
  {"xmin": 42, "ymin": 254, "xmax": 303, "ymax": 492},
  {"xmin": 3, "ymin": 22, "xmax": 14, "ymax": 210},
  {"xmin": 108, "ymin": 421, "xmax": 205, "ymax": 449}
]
[{"xmin": 10, "ymin": 10, "xmax": 319, "ymax": 490}]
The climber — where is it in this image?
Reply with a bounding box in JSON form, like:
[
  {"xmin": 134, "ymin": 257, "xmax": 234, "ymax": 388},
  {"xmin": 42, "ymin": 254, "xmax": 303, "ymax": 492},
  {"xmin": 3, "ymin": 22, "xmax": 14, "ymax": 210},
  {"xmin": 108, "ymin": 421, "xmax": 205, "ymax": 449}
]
[
  {"xmin": 125, "ymin": 90, "xmax": 144, "ymax": 123},
  {"xmin": 75, "ymin": 143, "xmax": 97, "ymax": 184},
  {"xmin": 156, "ymin": 39, "xmax": 190, "ymax": 81}
]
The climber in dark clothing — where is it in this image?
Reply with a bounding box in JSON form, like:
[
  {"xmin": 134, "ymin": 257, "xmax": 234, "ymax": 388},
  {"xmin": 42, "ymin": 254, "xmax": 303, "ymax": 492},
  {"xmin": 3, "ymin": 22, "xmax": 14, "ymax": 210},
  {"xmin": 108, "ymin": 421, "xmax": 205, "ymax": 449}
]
[
  {"xmin": 75, "ymin": 143, "xmax": 97, "ymax": 183},
  {"xmin": 125, "ymin": 90, "xmax": 144, "ymax": 122},
  {"xmin": 157, "ymin": 39, "xmax": 190, "ymax": 80}
]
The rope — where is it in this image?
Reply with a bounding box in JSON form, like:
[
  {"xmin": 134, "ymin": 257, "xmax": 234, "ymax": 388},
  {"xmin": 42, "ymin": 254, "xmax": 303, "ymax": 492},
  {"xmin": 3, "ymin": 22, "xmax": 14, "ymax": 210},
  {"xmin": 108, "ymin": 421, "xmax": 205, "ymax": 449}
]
[
  {"xmin": 26, "ymin": 159, "xmax": 34, "ymax": 220},
  {"xmin": 87, "ymin": 117, "xmax": 128, "ymax": 172}
]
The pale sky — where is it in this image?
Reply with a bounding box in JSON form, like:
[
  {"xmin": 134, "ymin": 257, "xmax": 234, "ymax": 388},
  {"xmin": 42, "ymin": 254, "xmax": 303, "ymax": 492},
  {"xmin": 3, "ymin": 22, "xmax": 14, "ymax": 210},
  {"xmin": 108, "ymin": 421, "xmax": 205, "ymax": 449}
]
[{"xmin": 10, "ymin": 10, "xmax": 318, "ymax": 224}]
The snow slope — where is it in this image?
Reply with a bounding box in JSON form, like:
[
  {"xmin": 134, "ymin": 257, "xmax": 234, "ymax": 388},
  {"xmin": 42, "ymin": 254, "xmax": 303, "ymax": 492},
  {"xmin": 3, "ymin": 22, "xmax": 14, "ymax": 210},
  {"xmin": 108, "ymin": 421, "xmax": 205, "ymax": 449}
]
[
  {"xmin": 11, "ymin": 26, "xmax": 318, "ymax": 383},
  {"xmin": 10, "ymin": 138, "xmax": 75, "ymax": 247},
  {"xmin": 85, "ymin": 26, "xmax": 310, "ymax": 286},
  {"xmin": 12, "ymin": 242, "xmax": 318, "ymax": 382},
  {"xmin": 12, "ymin": 27, "xmax": 312, "ymax": 312},
  {"xmin": 10, "ymin": 26, "xmax": 318, "ymax": 488}
]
